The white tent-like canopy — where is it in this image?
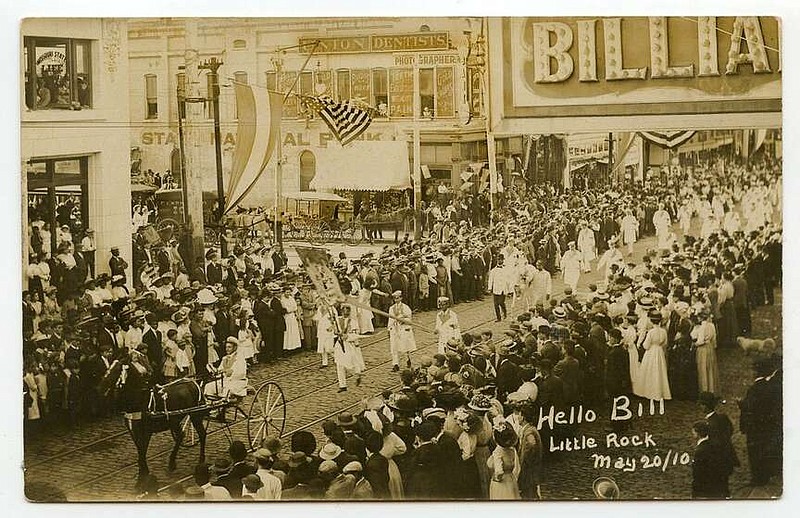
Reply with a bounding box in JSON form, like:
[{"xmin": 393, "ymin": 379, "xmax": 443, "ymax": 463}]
[{"xmin": 310, "ymin": 140, "xmax": 411, "ymax": 192}]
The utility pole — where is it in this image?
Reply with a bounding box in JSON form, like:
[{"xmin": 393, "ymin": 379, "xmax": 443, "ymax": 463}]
[
  {"xmin": 412, "ymin": 57, "xmax": 422, "ymax": 241},
  {"xmin": 607, "ymin": 132, "xmax": 614, "ymax": 186},
  {"xmin": 183, "ymin": 19, "xmax": 207, "ymax": 267},
  {"xmin": 200, "ymin": 56, "xmax": 227, "ymax": 256}
]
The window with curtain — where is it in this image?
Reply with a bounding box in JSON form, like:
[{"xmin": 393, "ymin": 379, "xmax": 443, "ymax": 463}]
[
  {"xmin": 336, "ymin": 69, "xmax": 351, "ymax": 100},
  {"xmin": 145, "ymin": 74, "xmax": 158, "ymax": 119},
  {"xmin": 372, "ymin": 68, "xmax": 389, "ymax": 117},
  {"xmin": 419, "ymin": 68, "xmax": 434, "ymax": 118}
]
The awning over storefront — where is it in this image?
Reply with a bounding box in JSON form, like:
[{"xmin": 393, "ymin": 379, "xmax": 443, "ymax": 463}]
[
  {"xmin": 286, "ymin": 191, "xmax": 347, "ymax": 202},
  {"xmin": 310, "ymin": 141, "xmax": 411, "ymax": 191}
]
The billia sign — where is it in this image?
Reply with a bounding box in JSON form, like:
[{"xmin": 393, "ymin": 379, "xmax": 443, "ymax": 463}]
[
  {"xmin": 531, "ymin": 17, "xmax": 778, "ymax": 83},
  {"xmin": 501, "ymin": 17, "xmax": 781, "ymax": 119}
]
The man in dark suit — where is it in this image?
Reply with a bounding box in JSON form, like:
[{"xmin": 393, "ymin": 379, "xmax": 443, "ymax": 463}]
[
  {"xmin": 405, "ymin": 422, "xmax": 442, "ymax": 499},
  {"xmin": 97, "ymin": 315, "xmax": 121, "ymax": 353},
  {"xmin": 699, "ymin": 392, "xmax": 739, "ymax": 481},
  {"xmin": 217, "ymin": 441, "xmax": 257, "ymax": 499},
  {"xmin": 738, "ymin": 357, "xmax": 782, "ymax": 486},
  {"xmin": 213, "ymin": 299, "xmax": 235, "ymax": 361},
  {"xmin": 363, "ymin": 431, "xmax": 390, "ymax": 499},
  {"xmin": 605, "ymin": 329, "xmax": 632, "ymax": 432},
  {"xmin": 691, "ymin": 420, "xmax": 732, "ymax": 498},
  {"xmin": 206, "ymin": 251, "xmax": 224, "ymax": 286},
  {"xmin": 109, "ymin": 246, "xmax": 129, "ymax": 285},
  {"xmin": 142, "ymin": 313, "xmax": 163, "ymax": 384},
  {"xmin": 495, "ymin": 343, "xmax": 525, "ymax": 402},
  {"xmin": 535, "ymin": 359, "xmax": 564, "ymax": 454}
]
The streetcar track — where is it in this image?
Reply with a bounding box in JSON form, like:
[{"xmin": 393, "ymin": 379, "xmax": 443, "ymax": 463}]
[
  {"xmin": 154, "ymin": 310, "xmax": 498, "ymax": 494},
  {"xmin": 23, "ymin": 305, "xmax": 434, "ymax": 470},
  {"xmin": 45, "ymin": 300, "xmax": 496, "ymax": 494}
]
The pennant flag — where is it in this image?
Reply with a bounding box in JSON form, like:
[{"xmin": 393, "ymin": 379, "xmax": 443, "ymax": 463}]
[
  {"xmin": 637, "ymin": 130, "xmax": 696, "ymax": 149},
  {"xmin": 298, "ymin": 95, "xmax": 376, "ymax": 146},
  {"xmin": 224, "ymin": 84, "xmax": 283, "ymax": 215},
  {"xmin": 295, "ymin": 246, "xmax": 346, "ymax": 305}
]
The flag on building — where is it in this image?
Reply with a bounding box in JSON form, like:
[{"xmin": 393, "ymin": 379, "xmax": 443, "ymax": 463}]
[
  {"xmin": 298, "ymin": 95, "xmax": 376, "ymax": 146},
  {"xmin": 224, "ymin": 83, "xmax": 283, "ymax": 215}
]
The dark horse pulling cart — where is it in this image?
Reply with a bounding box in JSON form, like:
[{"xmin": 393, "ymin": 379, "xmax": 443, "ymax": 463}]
[{"xmin": 99, "ymin": 350, "xmax": 286, "ymax": 487}]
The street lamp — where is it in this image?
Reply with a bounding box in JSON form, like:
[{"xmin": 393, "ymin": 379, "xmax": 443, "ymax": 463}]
[{"xmin": 199, "ymin": 56, "xmax": 227, "ymax": 256}]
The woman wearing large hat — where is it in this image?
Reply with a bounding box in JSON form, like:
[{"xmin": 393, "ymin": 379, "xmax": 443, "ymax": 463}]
[
  {"xmin": 633, "ymin": 309, "xmax": 672, "ymax": 401},
  {"xmin": 204, "ymin": 336, "xmax": 248, "ymax": 400},
  {"xmin": 487, "ymin": 417, "xmax": 521, "ymax": 500}
]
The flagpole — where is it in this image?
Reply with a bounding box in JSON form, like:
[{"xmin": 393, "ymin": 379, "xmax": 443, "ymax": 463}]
[{"xmin": 273, "ymin": 40, "xmax": 321, "ymax": 246}]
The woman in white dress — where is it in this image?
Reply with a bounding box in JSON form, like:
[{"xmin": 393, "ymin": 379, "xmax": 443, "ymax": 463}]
[
  {"xmin": 692, "ymin": 309, "xmax": 720, "ymax": 394},
  {"xmin": 388, "ymin": 291, "xmax": 417, "ymax": 371},
  {"xmin": 356, "ymin": 282, "xmax": 375, "ymax": 335},
  {"xmin": 333, "ymin": 305, "xmax": 365, "ymax": 392},
  {"xmin": 236, "ymin": 310, "xmax": 256, "ymax": 364},
  {"xmin": 634, "ymin": 312, "xmax": 671, "ymax": 401},
  {"xmin": 621, "ymin": 210, "xmax": 639, "ymax": 256},
  {"xmin": 559, "ymin": 242, "xmax": 582, "ymax": 293},
  {"xmin": 434, "ymin": 297, "xmax": 461, "ymax": 355},
  {"xmin": 204, "ymin": 337, "xmax": 248, "ymax": 399},
  {"xmin": 619, "ymin": 316, "xmax": 641, "ymax": 395},
  {"xmin": 281, "ymin": 288, "xmax": 302, "ymax": 352},
  {"xmin": 576, "ymin": 222, "xmax": 596, "ymax": 273},
  {"xmin": 316, "ymin": 305, "xmax": 335, "ymax": 368}
]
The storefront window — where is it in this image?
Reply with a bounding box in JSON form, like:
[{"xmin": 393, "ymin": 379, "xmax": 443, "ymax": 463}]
[
  {"xmin": 27, "ymin": 156, "xmax": 89, "ymax": 259},
  {"xmin": 23, "ymin": 37, "xmax": 92, "ymax": 110}
]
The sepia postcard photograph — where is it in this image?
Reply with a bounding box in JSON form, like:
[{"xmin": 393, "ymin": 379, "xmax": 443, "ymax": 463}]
[{"xmin": 10, "ymin": 2, "xmax": 790, "ymax": 507}]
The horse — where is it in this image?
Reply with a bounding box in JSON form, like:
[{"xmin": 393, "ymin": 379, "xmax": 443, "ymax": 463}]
[{"xmin": 99, "ymin": 350, "xmax": 208, "ymax": 486}]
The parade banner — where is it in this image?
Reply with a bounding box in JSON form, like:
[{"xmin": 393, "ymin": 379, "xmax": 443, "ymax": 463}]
[{"xmin": 295, "ymin": 246, "xmax": 347, "ymax": 304}]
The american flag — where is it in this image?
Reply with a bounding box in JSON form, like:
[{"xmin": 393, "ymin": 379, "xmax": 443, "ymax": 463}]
[{"xmin": 298, "ymin": 95, "xmax": 377, "ymax": 146}]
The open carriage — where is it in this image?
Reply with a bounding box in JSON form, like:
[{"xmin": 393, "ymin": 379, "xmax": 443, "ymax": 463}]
[
  {"xmin": 101, "ymin": 356, "xmax": 287, "ymax": 485},
  {"xmin": 164, "ymin": 377, "xmax": 287, "ymax": 452}
]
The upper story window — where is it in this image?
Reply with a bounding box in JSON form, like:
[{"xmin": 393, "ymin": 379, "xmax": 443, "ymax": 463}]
[
  {"xmin": 145, "ymin": 74, "xmax": 158, "ymax": 119},
  {"xmin": 23, "ymin": 37, "xmax": 92, "ymax": 111}
]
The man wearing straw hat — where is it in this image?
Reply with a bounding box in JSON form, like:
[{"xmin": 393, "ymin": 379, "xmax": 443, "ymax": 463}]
[{"xmin": 388, "ymin": 290, "xmax": 416, "ymax": 372}]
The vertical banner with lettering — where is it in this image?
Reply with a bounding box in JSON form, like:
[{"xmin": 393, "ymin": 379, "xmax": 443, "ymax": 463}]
[
  {"xmin": 389, "ymin": 68, "xmax": 413, "ymax": 117},
  {"xmin": 436, "ymin": 67, "xmax": 455, "ymax": 117}
]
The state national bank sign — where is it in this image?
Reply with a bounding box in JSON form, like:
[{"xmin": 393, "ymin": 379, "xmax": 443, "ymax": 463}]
[{"xmin": 497, "ymin": 17, "xmax": 781, "ymax": 126}]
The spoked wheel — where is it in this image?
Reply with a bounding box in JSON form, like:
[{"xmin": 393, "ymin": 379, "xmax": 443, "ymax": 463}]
[
  {"xmin": 306, "ymin": 222, "xmax": 323, "ymax": 245},
  {"xmin": 246, "ymin": 382, "xmax": 287, "ymax": 449},
  {"xmin": 342, "ymin": 221, "xmax": 365, "ymax": 245}
]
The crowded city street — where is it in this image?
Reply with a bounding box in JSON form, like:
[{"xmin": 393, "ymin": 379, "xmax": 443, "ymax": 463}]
[{"xmin": 19, "ymin": 15, "xmax": 783, "ymax": 503}]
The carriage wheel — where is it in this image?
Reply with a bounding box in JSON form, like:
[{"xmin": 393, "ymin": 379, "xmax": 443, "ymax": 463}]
[
  {"xmin": 246, "ymin": 382, "xmax": 287, "ymax": 449},
  {"xmin": 317, "ymin": 222, "xmax": 333, "ymax": 244},
  {"xmin": 343, "ymin": 222, "xmax": 364, "ymax": 246},
  {"xmin": 306, "ymin": 222, "xmax": 323, "ymax": 245}
]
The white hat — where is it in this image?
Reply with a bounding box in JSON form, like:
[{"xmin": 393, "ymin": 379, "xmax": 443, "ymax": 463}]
[
  {"xmin": 507, "ymin": 381, "xmax": 539, "ymax": 403},
  {"xmin": 196, "ymin": 288, "xmax": 218, "ymax": 305}
]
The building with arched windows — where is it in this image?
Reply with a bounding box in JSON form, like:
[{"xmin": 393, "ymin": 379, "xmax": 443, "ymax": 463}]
[{"xmin": 126, "ymin": 18, "xmax": 526, "ymax": 212}]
